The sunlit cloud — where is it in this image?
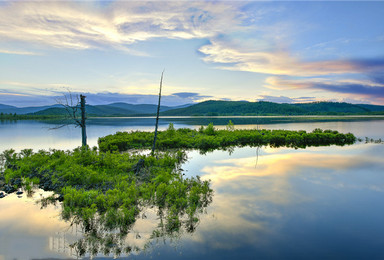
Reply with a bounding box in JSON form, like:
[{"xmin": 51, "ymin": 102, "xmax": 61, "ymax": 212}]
[
  {"xmin": 199, "ymin": 40, "xmax": 363, "ymax": 77},
  {"xmin": 264, "ymin": 76, "xmax": 384, "ymax": 103},
  {"xmin": 200, "ymin": 40, "xmax": 384, "ymax": 76},
  {"xmin": 81, "ymin": 92, "xmax": 211, "ymax": 106},
  {"xmin": 256, "ymin": 95, "xmax": 316, "ymax": 103},
  {"xmin": 0, "ymin": 92, "xmax": 30, "ymax": 97},
  {"xmin": 198, "ymin": 37, "xmax": 384, "ymax": 103},
  {"xmin": 0, "ymin": 81, "xmax": 72, "ymax": 98},
  {"xmin": 0, "ymin": 1, "xmax": 245, "ymax": 54},
  {"xmin": 0, "ymin": 48, "xmax": 41, "ymax": 55},
  {"xmin": 1, "ymin": 1, "xmax": 383, "ymax": 105},
  {"xmin": 0, "ymin": 90, "xmax": 211, "ymax": 107}
]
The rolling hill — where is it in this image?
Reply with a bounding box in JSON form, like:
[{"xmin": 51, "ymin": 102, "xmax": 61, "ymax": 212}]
[
  {"xmin": 0, "ymin": 104, "xmax": 62, "ymax": 114},
  {"xmin": 1, "ymin": 101, "xmax": 384, "ymax": 117},
  {"xmin": 21, "ymin": 102, "xmax": 191, "ymax": 117},
  {"xmin": 161, "ymin": 101, "xmax": 384, "ymax": 116}
]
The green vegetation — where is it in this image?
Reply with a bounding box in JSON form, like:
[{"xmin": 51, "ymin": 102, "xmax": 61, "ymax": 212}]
[
  {"xmin": 0, "ymin": 112, "xmax": 61, "ymax": 120},
  {"xmin": 99, "ymin": 123, "xmax": 357, "ymax": 153},
  {"xmin": 293, "ymin": 102, "xmax": 371, "ymax": 113},
  {"xmin": 0, "ymin": 147, "xmax": 213, "ymax": 257},
  {"xmin": 161, "ymin": 100, "xmax": 384, "ymax": 116},
  {"xmin": 2, "ymin": 101, "xmax": 384, "ymax": 119},
  {"xmin": 162, "ymin": 100, "xmax": 303, "ymax": 116}
]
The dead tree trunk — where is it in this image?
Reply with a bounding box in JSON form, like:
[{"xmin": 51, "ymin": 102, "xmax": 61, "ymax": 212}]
[
  {"xmin": 151, "ymin": 71, "xmax": 164, "ymax": 155},
  {"xmin": 80, "ymin": 94, "xmax": 87, "ymax": 148}
]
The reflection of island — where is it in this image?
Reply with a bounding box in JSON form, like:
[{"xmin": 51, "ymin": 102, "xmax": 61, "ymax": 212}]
[
  {"xmin": 44, "ymin": 194, "xmax": 212, "ymax": 258},
  {"xmin": 49, "ymin": 225, "xmax": 80, "ymax": 258}
]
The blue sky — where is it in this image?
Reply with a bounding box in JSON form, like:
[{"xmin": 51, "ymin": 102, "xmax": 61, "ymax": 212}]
[{"xmin": 0, "ymin": 0, "xmax": 383, "ymax": 107}]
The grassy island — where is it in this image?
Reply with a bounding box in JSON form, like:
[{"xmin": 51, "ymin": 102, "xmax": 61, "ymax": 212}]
[{"xmin": 98, "ymin": 123, "xmax": 356, "ymax": 153}]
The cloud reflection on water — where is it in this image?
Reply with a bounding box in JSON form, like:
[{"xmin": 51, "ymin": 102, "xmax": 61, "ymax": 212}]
[
  {"xmin": 1, "ymin": 144, "xmax": 383, "ymax": 259},
  {"xmin": 184, "ymin": 144, "xmax": 384, "ymax": 258}
]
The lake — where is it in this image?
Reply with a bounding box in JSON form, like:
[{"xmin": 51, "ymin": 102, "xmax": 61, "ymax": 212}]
[{"xmin": 1, "ymin": 117, "xmax": 384, "ymax": 260}]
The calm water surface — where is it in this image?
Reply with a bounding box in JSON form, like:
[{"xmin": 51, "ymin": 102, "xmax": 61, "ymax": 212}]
[
  {"xmin": 1, "ymin": 117, "xmax": 383, "ymax": 151},
  {"xmin": 0, "ymin": 118, "xmax": 383, "ymax": 259}
]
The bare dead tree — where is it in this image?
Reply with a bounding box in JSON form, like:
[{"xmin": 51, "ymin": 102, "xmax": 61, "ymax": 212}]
[
  {"xmin": 54, "ymin": 91, "xmax": 87, "ymax": 148},
  {"xmin": 79, "ymin": 95, "xmax": 87, "ymax": 147},
  {"xmin": 151, "ymin": 70, "xmax": 164, "ymax": 155}
]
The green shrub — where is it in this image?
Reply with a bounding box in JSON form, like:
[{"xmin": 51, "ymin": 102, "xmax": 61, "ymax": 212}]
[{"xmin": 204, "ymin": 122, "xmax": 216, "ymax": 135}]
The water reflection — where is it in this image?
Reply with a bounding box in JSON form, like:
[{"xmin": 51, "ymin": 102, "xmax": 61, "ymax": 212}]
[
  {"xmin": 177, "ymin": 144, "xmax": 384, "ymax": 259},
  {"xmin": 1, "ymin": 118, "xmax": 384, "ymax": 152},
  {"xmin": 0, "ymin": 191, "xmax": 73, "ymax": 259},
  {"xmin": 1, "ymin": 143, "xmax": 384, "ymax": 259},
  {"xmin": 1, "ymin": 116, "xmax": 384, "ymax": 259},
  {"xmin": 0, "ymin": 185, "xmax": 212, "ymax": 260},
  {"xmin": 63, "ymin": 207, "xmax": 206, "ymax": 258}
]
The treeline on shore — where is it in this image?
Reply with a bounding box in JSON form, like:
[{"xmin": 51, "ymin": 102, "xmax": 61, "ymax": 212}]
[
  {"xmin": 160, "ymin": 101, "xmax": 384, "ymax": 116},
  {"xmin": 2, "ymin": 100, "xmax": 384, "ymax": 120},
  {"xmin": 0, "ymin": 112, "xmax": 61, "ymax": 120}
]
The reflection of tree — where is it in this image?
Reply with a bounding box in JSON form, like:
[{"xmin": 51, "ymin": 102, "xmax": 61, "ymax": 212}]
[
  {"xmin": 255, "ymin": 145, "xmax": 261, "ymax": 168},
  {"xmin": 46, "ymin": 186, "xmax": 212, "ymax": 258},
  {"xmin": 67, "ymin": 197, "xmax": 212, "ymax": 258}
]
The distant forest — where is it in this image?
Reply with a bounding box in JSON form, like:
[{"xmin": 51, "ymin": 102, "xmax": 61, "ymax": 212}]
[
  {"xmin": 1, "ymin": 100, "xmax": 384, "ymax": 119},
  {"xmin": 161, "ymin": 101, "xmax": 384, "ymax": 116}
]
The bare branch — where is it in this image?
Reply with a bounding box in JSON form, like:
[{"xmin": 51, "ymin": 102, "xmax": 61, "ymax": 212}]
[
  {"xmin": 50, "ymin": 90, "xmax": 88, "ymax": 147},
  {"xmin": 51, "ymin": 90, "xmax": 82, "ymax": 129},
  {"xmin": 48, "ymin": 124, "xmax": 68, "ymax": 130}
]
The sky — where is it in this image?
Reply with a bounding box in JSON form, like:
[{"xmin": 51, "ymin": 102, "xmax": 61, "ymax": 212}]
[{"xmin": 0, "ymin": 0, "xmax": 383, "ymax": 107}]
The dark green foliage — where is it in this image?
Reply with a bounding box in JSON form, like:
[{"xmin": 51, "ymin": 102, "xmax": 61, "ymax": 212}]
[
  {"xmin": 161, "ymin": 100, "xmax": 384, "ymax": 116},
  {"xmin": 161, "ymin": 100, "xmax": 305, "ymax": 116},
  {"xmin": 98, "ymin": 123, "xmax": 356, "ymax": 153},
  {"xmin": 0, "ymin": 113, "xmax": 63, "ymax": 120}
]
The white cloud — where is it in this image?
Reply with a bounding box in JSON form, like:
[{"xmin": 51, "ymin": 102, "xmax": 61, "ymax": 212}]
[
  {"xmin": 0, "ymin": 81, "xmax": 71, "ymax": 96},
  {"xmin": 264, "ymin": 76, "xmax": 384, "ymax": 104},
  {"xmin": 256, "ymin": 95, "xmax": 316, "ymax": 103},
  {"xmin": 0, "ymin": 1, "xmax": 245, "ymax": 53},
  {"xmin": 0, "ymin": 89, "xmax": 208, "ymax": 107},
  {"xmin": 199, "ymin": 40, "xmax": 360, "ymax": 77},
  {"xmin": 0, "ymin": 48, "xmax": 41, "ymax": 55}
]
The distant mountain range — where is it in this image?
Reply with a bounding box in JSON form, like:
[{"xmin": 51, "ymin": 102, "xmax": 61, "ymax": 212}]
[
  {"xmin": 0, "ymin": 104, "xmax": 63, "ymax": 114},
  {"xmin": 1, "ymin": 101, "xmax": 384, "ymax": 117},
  {"xmin": 0, "ymin": 102, "xmax": 191, "ymax": 117}
]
